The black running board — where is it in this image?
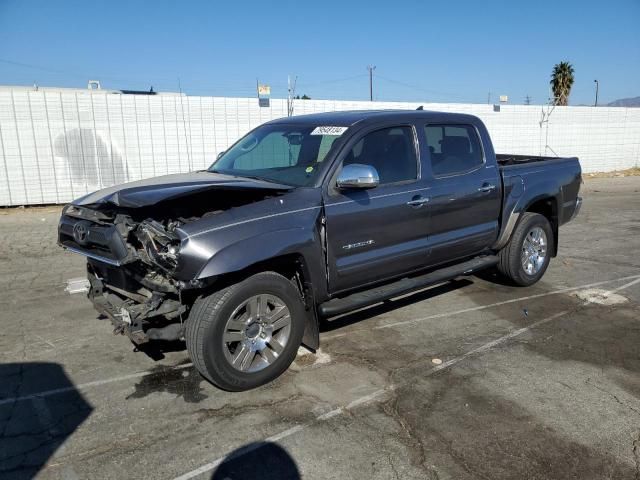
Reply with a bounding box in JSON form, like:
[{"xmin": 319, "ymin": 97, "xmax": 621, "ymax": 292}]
[{"xmin": 318, "ymin": 255, "xmax": 498, "ymax": 317}]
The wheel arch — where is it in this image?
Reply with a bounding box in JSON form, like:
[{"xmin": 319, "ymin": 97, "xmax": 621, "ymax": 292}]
[
  {"xmin": 522, "ymin": 196, "xmax": 559, "ymax": 257},
  {"xmin": 196, "ymin": 238, "xmax": 322, "ymax": 351},
  {"xmin": 495, "ymin": 191, "xmax": 560, "ymax": 256}
]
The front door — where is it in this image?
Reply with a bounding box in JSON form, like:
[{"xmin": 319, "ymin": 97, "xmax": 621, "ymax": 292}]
[{"xmin": 323, "ymin": 124, "xmax": 431, "ymax": 294}]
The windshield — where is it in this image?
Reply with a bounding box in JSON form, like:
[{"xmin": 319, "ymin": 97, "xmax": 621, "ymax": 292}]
[{"xmin": 208, "ymin": 124, "xmax": 347, "ymax": 186}]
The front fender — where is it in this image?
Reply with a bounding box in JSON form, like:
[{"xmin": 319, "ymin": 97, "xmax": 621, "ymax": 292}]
[{"xmin": 196, "ymin": 226, "xmax": 322, "ymax": 281}]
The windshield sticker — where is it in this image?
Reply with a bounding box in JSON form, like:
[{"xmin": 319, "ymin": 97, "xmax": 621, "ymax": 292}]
[{"xmin": 310, "ymin": 126, "xmax": 348, "ymax": 136}]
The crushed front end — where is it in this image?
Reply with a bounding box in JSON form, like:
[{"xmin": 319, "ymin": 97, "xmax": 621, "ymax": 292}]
[
  {"xmin": 58, "ymin": 204, "xmax": 196, "ymax": 344},
  {"xmin": 57, "ymin": 174, "xmax": 291, "ymax": 346}
]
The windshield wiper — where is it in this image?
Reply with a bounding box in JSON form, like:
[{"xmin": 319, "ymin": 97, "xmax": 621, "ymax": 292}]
[
  {"xmin": 207, "ymin": 170, "xmax": 293, "ymax": 187},
  {"xmin": 235, "ymin": 174, "xmax": 293, "ymax": 186}
]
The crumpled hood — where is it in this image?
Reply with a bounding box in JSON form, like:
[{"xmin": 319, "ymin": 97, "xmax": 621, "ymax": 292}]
[{"xmin": 72, "ymin": 171, "xmax": 293, "ymax": 208}]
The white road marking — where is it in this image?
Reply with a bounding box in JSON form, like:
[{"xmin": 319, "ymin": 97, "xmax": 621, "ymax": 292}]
[
  {"xmin": 374, "ymin": 274, "xmax": 640, "ymax": 331},
  {"xmin": 34, "ymin": 334, "xmax": 56, "ymax": 349},
  {"xmin": 0, "ymin": 363, "xmax": 193, "ymax": 406},
  {"xmin": 172, "ymin": 275, "xmax": 640, "ymax": 480},
  {"xmin": 608, "ymin": 276, "xmax": 640, "ymax": 293},
  {"xmin": 574, "ymin": 276, "xmax": 640, "ymax": 305},
  {"xmin": 2, "ymin": 274, "xmax": 639, "ymax": 407},
  {"xmin": 172, "ymin": 309, "xmax": 574, "ymax": 480}
]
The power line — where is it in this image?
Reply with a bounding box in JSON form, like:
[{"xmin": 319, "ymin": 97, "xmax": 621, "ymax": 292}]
[
  {"xmin": 376, "ymin": 74, "xmax": 481, "ymax": 103},
  {"xmin": 296, "ymin": 73, "xmax": 368, "ymax": 88},
  {"xmin": 2, "ymin": 57, "xmax": 491, "ymax": 103}
]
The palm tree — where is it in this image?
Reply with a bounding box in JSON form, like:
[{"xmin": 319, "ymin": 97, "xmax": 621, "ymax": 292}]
[{"xmin": 550, "ymin": 62, "xmax": 575, "ymax": 106}]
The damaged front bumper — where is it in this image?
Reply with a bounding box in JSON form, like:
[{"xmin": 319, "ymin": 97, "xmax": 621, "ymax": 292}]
[
  {"xmin": 87, "ymin": 262, "xmax": 187, "ymax": 344},
  {"xmin": 59, "ymin": 206, "xmax": 207, "ymax": 344}
]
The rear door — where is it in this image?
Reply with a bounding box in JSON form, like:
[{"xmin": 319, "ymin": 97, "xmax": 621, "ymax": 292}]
[
  {"xmin": 421, "ymin": 123, "xmax": 502, "ymax": 264},
  {"xmin": 323, "ymin": 123, "xmax": 431, "ymax": 294}
]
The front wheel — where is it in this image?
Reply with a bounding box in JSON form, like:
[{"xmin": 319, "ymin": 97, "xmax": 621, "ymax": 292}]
[
  {"xmin": 497, "ymin": 212, "xmax": 554, "ymax": 286},
  {"xmin": 185, "ymin": 272, "xmax": 305, "ymax": 391}
]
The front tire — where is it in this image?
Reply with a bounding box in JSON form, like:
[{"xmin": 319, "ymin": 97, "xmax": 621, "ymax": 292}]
[
  {"xmin": 497, "ymin": 212, "xmax": 554, "ymax": 286},
  {"xmin": 185, "ymin": 272, "xmax": 305, "ymax": 391}
]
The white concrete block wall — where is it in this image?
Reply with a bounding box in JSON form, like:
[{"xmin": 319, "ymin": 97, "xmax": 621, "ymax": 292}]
[{"xmin": 0, "ymin": 87, "xmax": 638, "ymax": 206}]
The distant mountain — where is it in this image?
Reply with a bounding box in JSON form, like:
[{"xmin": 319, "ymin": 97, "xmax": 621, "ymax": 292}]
[{"xmin": 607, "ymin": 96, "xmax": 640, "ymax": 107}]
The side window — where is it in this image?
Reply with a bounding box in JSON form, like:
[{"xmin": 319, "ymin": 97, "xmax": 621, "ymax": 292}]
[
  {"xmin": 343, "ymin": 126, "xmax": 418, "ymax": 184},
  {"xmin": 424, "ymin": 124, "xmax": 483, "ymax": 176}
]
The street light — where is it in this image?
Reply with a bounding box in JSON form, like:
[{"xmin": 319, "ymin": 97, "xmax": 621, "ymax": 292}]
[{"xmin": 593, "ymin": 79, "xmax": 599, "ymax": 107}]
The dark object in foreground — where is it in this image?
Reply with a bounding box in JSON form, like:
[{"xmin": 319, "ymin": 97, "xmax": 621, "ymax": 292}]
[
  {"xmin": 0, "ymin": 363, "xmax": 92, "ymax": 479},
  {"xmin": 58, "ymin": 110, "xmax": 582, "ymax": 391}
]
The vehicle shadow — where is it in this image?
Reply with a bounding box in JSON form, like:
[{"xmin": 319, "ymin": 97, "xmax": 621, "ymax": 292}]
[
  {"xmin": 473, "ymin": 267, "xmax": 518, "ymax": 286},
  {"xmin": 320, "ymin": 278, "xmax": 473, "ymax": 333},
  {"xmin": 134, "ymin": 339, "xmax": 187, "ymax": 360},
  {"xmin": 0, "ymin": 362, "xmax": 92, "ymax": 479},
  {"xmin": 211, "ymin": 441, "xmax": 300, "ymax": 480}
]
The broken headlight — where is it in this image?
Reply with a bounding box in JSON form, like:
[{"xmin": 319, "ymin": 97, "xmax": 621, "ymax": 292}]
[{"xmin": 137, "ymin": 220, "xmax": 181, "ymax": 271}]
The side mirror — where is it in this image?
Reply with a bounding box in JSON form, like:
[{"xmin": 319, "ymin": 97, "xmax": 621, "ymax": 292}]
[
  {"xmin": 216, "ymin": 150, "xmax": 225, "ymax": 160},
  {"xmin": 336, "ymin": 164, "xmax": 380, "ymax": 189}
]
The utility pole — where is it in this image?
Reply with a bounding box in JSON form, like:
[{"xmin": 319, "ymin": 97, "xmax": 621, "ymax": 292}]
[
  {"xmin": 593, "ymin": 79, "xmax": 599, "ymax": 107},
  {"xmin": 487, "ymin": 91, "xmax": 491, "ymax": 105},
  {"xmin": 525, "ymin": 95, "xmax": 531, "ymax": 105},
  {"xmin": 367, "ymin": 65, "xmax": 376, "ymax": 101},
  {"xmin": 287, "ymin": 75, "xmax": 298, "ymax": 117}
]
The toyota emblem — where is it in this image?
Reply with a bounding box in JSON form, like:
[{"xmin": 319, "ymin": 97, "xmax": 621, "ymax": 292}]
[{"xmin": 73, "ymin": 221, "xmax": 90, "ymax": 245}]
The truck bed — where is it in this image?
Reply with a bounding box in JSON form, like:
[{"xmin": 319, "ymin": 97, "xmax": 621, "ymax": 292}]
[
  {"xmin": 496, "ymin": 154, "xmax": 568, "ymax": 166},
  {"xmin": 496, "ymin": 153, "xmax": 582, "ymax": 232}
]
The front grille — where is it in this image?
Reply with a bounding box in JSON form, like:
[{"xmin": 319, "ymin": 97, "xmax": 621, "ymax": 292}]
[{"xmin": 59, "ymin": 215, "xmax": 130, "ymax": 263}]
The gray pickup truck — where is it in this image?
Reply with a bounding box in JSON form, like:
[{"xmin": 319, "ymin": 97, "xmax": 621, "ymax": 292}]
[{"xmin": 58, "ymin": 110, "xmax": 582, "ymax": 391}]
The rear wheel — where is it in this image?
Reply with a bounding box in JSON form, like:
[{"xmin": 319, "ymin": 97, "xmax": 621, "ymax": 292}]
[
  {"xmin": 185, "ymin": 272, "xmax": 305, "ymax": 391},
  {"xmin": 497, "ymin": 212, "xmax": 553, "ymax": 286}
]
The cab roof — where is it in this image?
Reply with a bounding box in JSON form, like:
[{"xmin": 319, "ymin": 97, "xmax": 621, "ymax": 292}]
[{"xmin": 266, "ymin": 109, "xmax": 481, "ymax": 127}]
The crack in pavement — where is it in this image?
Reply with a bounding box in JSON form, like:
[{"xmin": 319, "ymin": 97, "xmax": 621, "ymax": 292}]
[
  {"xmin": 381, "ymin": 394, "xmax": 428, "ymax": 470},
  {"xmin": 634, "ymin": 432, "xmax": 640, "ymax": 480},
  {"xmin": 586, "ymin": 379, "xmax": 640, "ymax": 417}
]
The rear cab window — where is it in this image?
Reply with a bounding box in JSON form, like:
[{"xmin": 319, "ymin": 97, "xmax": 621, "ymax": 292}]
[{"xmin": 424, "ymin": 124, "xmax": 484, "ymax": 176}]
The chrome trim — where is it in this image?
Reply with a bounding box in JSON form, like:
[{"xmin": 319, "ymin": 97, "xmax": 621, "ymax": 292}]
[
  {"xmin": 63, "ymin": 245, "xmax": 122, "ymax": 266},
  {"xmin": 569, "ymin": 196, "xmax": 582, "ymax": 221},
  {"xmin": 492, "ymin": 211, "xmax": 520, "ymax": 250},
  {"xmin": 342, "ymin": 239, "xmax": 375, "ymax": 250},
  {"xmin": 406, "ymin": 197, "xmax": 430, "ymax": 207},
  {"xmin": 477, "ymin": 184, "xmax": 497, "ymax": 193},
  {"xmin": 336, "ymin": 164, "xmax": 380, "ymax": 189},
  {"xmin": 326, "ymin": 186, "xmax": 432, "ymax": 208}
]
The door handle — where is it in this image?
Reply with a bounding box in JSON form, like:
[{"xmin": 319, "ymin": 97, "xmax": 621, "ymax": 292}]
[
  {"xmin": 406, "ymin": 197, "xmax": 430, "ymax": 207},
  {"xmin": 478, "ymin": 184, "xmax": 497, "ymax": 193}
]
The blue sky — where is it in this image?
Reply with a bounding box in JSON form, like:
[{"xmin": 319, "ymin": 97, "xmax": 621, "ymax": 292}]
[{"xmin": 1, "ymin": 0, "xmax": 638, "ymax": 105}]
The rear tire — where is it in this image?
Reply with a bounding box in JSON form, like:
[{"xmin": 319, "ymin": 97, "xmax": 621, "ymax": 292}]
[
  {"xmin": 497, "ymin": 212, "xmax": 553, "ymax": 286},
  {"xmin": 185, "ymin": 272, "xmax": 305, "ymax": 391}
]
